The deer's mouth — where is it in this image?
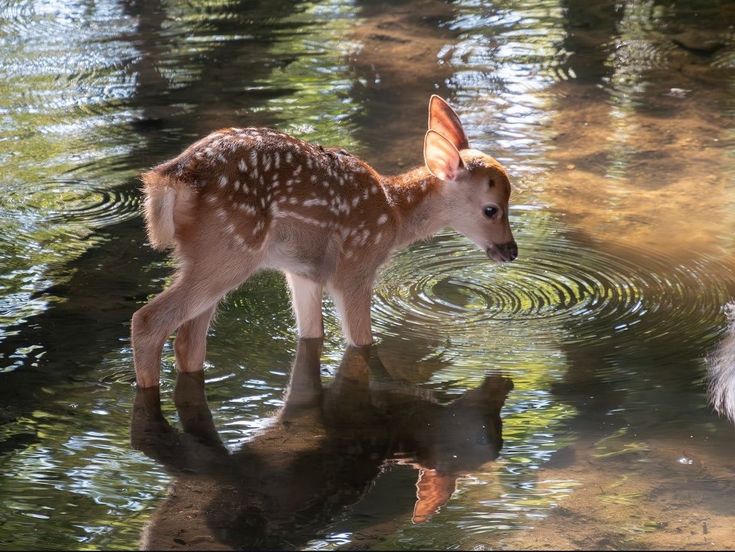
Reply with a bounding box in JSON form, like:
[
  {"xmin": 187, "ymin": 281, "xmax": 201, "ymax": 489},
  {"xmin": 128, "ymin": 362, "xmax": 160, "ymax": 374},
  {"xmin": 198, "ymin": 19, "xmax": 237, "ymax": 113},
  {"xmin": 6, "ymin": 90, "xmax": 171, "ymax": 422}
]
[{"xmin": 486, "ymin": 241, "xmax": 518, "ymax": 263}]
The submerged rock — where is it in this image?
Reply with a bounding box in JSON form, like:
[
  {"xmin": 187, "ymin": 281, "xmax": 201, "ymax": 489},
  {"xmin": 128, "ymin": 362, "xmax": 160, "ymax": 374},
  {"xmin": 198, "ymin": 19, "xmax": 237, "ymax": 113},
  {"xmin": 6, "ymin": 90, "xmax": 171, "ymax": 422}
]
[{"xmin": 671, "ymin": 30, "xmax": 726, "ymax": 56}]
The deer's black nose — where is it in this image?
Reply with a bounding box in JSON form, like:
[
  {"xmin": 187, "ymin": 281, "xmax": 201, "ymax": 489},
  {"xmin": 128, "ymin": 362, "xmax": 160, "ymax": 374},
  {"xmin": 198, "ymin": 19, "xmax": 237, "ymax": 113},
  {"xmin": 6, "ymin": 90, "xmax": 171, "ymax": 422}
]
[{"xmin": 500, "ymin": 241, "xmax": 518, "ymax": 262}]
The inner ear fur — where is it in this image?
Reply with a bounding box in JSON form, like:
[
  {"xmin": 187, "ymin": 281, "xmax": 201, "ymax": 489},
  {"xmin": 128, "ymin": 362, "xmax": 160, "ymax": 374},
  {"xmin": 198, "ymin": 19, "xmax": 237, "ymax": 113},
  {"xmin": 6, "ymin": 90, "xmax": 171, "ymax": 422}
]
[
  {"xmin": 428, "ymin": 95, "xmax": 469, "ymax": 151},
  {"xmin": 424, "ymin": 129, "xmax": 466, "ymax": 182}
]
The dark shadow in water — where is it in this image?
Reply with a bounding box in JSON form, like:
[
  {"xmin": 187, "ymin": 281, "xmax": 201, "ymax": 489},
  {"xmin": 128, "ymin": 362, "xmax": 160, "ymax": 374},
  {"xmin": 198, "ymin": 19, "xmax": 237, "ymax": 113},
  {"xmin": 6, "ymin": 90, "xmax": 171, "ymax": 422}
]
[
  {"xmin": 560, "ymin": 0, "xmax": 621, "ymax": 84},
  {"xmin": 348, "ymin": 0, "xmax": 458, "ymax": 170},
  {"xmin": 131, "ymin": 339, "xmax": 512, "ymax": 550}
]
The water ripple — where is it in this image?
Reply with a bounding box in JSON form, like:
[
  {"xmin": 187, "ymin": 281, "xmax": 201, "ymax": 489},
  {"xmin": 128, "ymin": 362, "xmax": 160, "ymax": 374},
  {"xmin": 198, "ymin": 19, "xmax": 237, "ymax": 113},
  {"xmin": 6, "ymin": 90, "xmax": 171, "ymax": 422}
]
[{"xmin": 375, "ymin": 230, "xmax": 733, "ymax": 350}]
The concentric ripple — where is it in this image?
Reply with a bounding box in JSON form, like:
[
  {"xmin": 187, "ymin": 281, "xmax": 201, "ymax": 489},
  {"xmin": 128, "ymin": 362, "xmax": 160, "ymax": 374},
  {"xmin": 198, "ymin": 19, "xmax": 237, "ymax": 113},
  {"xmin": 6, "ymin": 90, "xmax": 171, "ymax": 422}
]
[
  {"xmin": 42, "ymin": 180, "xmax": 141, "ymax": 228},
  {"xmin": 374, "ymin": 230, "xmax": 734, "ymax": 349},
  {"xmin": 1, "ymin": 178, "xmax": 142, "ymax": 255}
]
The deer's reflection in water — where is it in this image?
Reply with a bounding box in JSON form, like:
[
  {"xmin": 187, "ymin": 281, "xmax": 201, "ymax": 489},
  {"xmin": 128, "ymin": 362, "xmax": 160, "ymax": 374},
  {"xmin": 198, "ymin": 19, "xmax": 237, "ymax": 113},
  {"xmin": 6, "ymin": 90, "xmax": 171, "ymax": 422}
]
[{"xmin": 131, "ymin": 340, "xmax": 513, "ymax": 550}]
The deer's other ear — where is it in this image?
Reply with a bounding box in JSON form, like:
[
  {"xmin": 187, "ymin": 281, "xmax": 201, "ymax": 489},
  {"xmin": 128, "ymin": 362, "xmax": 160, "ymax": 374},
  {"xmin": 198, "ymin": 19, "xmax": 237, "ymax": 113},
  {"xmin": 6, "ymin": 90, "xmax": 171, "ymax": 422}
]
[
  {"xmin": 424, "ymin": 130, "xmax": 466, "ymax": 181},
  {"xmin": 412, "ymin": 469, "xmax": 458, "ymax": 524},
  {"xmin": 428, "ymin": 95, "xmax": 469, "ymax": 151}
]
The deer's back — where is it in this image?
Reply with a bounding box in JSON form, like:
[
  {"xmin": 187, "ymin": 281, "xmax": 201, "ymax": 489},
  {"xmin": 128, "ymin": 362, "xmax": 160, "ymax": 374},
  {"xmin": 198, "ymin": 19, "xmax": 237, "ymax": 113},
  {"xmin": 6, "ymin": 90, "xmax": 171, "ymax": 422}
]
[{"xmin": 148, "ymin": 128, "xmax": 395, "ymax": 265}]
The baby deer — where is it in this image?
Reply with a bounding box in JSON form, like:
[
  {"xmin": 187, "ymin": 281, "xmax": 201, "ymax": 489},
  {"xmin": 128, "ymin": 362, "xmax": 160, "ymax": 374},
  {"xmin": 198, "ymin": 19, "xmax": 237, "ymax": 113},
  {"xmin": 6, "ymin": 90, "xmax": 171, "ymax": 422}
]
[{"xmin": 133, "ymin": 96, "xmax": 516, "ymax": 387}]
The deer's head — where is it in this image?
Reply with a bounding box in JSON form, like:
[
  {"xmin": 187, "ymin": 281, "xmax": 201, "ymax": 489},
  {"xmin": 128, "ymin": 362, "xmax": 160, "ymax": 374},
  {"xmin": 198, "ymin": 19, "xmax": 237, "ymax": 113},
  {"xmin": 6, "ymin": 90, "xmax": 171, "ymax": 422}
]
[{"xmin": 424, "ymin": 95, "xmax": 517, "ymax": 262}]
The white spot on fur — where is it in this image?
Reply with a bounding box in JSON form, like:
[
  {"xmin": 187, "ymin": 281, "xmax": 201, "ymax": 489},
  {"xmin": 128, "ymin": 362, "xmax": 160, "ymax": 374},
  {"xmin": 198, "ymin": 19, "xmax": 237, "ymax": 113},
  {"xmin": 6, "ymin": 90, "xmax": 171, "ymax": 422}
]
[
  {"xmin": 358, "ymin": 229, "xmax": 370, "ymax": 246},
  {"xmin": 218, "ymin": 175, "xmax": 228, "ymax": 188},
  {"xmin": 238, "ymin": 203, "xmax": 256, "ymax": 215},
  {"xmin": 303, "ymin": 198, "xmax": 328, "ymax": 207},
  {"xmin": 238, "ymin": 159, "xmax": 247, "ymax": 172},
  {"xmin": 377, "ymin": 214, "xmax": 388, "ymax": 225}
]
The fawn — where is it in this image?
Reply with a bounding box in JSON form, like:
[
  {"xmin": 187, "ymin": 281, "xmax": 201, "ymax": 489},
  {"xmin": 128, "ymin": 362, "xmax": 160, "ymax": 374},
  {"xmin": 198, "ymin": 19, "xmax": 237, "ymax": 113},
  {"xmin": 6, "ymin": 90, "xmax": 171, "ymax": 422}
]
[{"xmin": 132, "ymin": 95, "xmax": 516, "ymax": 387}]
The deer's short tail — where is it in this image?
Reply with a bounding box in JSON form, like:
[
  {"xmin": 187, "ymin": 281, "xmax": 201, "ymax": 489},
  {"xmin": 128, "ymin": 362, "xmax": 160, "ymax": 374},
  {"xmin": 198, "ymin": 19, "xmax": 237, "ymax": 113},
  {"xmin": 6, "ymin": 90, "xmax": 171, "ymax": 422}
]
[
  {"xmin": 141, "ymin": 169, "xmax": 181, "ymax": 250},
  {"xmin": 708, "ymin": 302, "xmax": 735, "ymax": 424}
]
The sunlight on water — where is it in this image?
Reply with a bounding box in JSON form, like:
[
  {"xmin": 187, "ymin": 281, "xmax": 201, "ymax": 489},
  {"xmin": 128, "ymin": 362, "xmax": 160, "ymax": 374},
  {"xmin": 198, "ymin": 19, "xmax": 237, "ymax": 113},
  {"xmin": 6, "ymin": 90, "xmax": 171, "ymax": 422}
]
[{"xmin": 1, "ymin": 0, "xmax": 734, "ymax": 549}]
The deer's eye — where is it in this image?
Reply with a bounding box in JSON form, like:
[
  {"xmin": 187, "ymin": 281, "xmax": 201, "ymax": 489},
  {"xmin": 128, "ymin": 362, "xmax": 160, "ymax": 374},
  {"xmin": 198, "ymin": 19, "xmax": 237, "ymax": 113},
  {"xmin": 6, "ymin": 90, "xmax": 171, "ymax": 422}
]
[{"xmin": 484, "ymin": 205, "xmax": 499, "ymax": 219}]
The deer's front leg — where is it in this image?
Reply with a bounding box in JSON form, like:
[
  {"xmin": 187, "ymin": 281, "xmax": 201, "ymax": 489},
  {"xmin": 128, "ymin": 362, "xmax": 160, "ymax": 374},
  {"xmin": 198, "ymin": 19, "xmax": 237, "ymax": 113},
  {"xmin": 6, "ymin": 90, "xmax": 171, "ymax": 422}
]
[
  {"xmin": 328, "ymin": 276, "xmax": 374, "ymax": 347},
  {"xmin": 286, "ymin": 272, "xmax": 324, "ymax": 339}
]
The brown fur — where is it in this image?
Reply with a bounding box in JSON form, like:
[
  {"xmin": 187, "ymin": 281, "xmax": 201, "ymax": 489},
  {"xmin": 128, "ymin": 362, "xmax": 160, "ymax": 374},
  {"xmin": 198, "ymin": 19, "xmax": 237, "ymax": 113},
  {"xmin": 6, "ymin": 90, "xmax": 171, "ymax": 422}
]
[{"xmin": 132, "ymin": 96, "xmax": 516, "ymax": 388}]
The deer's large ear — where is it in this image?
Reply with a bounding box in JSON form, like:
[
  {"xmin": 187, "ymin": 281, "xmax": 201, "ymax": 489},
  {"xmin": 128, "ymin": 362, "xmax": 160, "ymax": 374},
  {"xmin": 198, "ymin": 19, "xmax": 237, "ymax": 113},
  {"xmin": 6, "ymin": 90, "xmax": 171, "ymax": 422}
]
[
  {"xmin": 412, "ymin": 469, "xmax": 458, "ymax": 524},
  {"xmin": 428, "ymin": 95, "xmax": 469, "ymax": 151},
  {"xmin": 424, "ymin": 130, "xmax": 465, "ymax": 181}
]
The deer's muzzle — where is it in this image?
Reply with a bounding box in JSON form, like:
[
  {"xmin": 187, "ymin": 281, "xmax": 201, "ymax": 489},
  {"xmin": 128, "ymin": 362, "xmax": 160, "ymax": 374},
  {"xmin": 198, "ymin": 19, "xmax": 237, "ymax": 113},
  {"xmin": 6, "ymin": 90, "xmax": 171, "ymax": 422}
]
[{"xmin": 486, "ymin": 241, "xmax": 518, "ymax": 263}]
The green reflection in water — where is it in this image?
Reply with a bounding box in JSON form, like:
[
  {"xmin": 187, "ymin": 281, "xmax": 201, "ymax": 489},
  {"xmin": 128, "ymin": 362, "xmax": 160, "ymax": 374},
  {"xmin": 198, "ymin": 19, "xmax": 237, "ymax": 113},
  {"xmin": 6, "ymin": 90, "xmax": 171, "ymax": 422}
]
[
  {"xmin": 257, "ymin": 0, "xmax": 364, "ymax": 148},
  {"xmin": 1, "ymin": 0, "xmax": 735, "ymax": 549}
]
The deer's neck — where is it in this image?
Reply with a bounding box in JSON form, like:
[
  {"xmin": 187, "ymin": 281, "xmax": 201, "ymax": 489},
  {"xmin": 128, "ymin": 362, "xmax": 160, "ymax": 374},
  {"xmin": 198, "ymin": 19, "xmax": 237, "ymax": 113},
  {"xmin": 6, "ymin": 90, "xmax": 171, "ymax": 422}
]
[{"xmin": 381, "ymin": 167, "xmax": 447, "ymax": 247}]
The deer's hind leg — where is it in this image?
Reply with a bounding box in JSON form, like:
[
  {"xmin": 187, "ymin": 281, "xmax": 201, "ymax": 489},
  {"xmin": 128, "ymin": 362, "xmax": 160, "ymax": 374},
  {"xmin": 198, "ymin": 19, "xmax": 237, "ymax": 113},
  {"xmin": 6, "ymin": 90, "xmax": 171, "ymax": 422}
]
[
  {"xmin": 174, "ymin": 304, "xmax": 217, "ymax": 374},
  {"xmin": 132, "ymin": 256, "xmax": 258, "ymax": 388}
]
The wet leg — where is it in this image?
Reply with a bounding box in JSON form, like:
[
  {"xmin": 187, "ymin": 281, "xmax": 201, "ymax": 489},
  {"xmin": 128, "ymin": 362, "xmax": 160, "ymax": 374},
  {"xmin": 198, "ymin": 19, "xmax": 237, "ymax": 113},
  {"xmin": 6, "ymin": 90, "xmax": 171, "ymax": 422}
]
[
  {"xmin": 285, "ymin": 272, "xmax": 324, "ymax": 339},
  {"xmin": 328, "ymin": 278, "xmax": 374, "ymax": 346},
  {"xmin": 132, "ymin": 263, "xmax": 254, "ymax": 388},
  {"xmin": 174, "ymin": 305, "xmax": 217, "ymax": 374}
]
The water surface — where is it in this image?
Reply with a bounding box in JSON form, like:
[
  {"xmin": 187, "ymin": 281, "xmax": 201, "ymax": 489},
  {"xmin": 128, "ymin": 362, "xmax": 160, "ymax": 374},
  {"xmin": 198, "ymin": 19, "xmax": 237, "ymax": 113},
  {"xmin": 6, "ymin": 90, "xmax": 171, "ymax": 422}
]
[{"xmin": 1, "ymin": 0, "xmax": 734, "ymax": 549}]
